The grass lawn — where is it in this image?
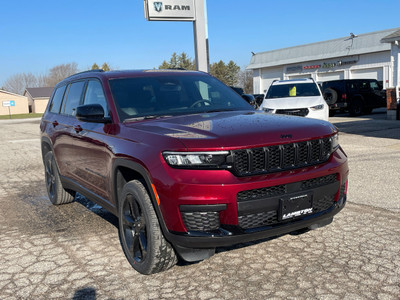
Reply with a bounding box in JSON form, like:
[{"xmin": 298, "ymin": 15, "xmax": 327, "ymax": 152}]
[{"xmin": 0, "ymin": 113, "xmax": 43, "ymax": 120}]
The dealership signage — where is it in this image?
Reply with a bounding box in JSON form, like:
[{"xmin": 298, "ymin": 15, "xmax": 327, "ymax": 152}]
[
  {"xmin": 2, "ymin": 101, "xmax": 15, "ymax": 107},
  {"xmin": 144, "ymin": 0, "xmax": 195, "ymax": 21},
  {"xmin": 303, "ymin": 58, "xmax": 358, "ymax": 71}
]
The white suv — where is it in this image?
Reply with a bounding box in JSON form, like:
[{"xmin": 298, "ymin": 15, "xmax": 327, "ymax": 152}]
[{"xmin": 259, "ymin": 79, "xmax": 329, "ymax": 121}]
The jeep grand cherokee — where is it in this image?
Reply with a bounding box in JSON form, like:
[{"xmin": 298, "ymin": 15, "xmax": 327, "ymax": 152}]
[{"xmin": 40, "ymin": 70, "xmax": 348, "ymax": 275}]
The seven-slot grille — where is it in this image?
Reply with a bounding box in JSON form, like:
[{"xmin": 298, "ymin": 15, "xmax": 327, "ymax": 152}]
[{"xmin": 231, "ymin": 137, "xmax": 333, "ymax": 176}]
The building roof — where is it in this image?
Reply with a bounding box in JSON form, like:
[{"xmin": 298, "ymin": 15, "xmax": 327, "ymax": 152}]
[
  {"xmin": 247, "ymin": 28, "xmax": 400, "ymax": 70},
  {"xmin": 381, "ymin": 29, "xmax": 400, "ymax": 43},
  {"xmin": 24, "ymin": 87, "xmax": 53, "ymax": 99},
  {"xmin": 0, "ymin": 89, "xmax": 28, "ymax": 98}
]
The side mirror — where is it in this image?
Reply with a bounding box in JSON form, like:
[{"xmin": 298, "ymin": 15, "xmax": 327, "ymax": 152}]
[
  {"xmin": 241, "ymin": 94, "xmax": 255, "ymax": 104},
  {"xmin": 76, "ymin": 104, "xmax": 111, "ymax": 123}
]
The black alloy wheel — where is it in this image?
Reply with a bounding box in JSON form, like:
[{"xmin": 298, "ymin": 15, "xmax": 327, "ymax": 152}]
[
  {"xmin": 44, "ymin": 151, "xmax": 75, "ymax": 205},
  {"xmin": 121, "ymin": 194, "xmax": 148, "ymax": 263},
  {"xmin": 118, "ymin": 180, "xmax": 177, "ymax": 275}
]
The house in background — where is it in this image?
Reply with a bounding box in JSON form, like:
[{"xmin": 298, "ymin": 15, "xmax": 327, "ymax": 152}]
[
  {"xmin": 24, "ymin": 87, "xmax": 53, "ymax": 113},
  {"xmin": 0, "ymin": 89, "xmax": 29, "ymax": 116}
]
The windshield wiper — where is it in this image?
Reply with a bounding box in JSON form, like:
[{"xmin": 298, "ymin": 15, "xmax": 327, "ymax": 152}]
[{"xmin": 123, "ymin": 114, "xmax": 173, "ymax": 123}]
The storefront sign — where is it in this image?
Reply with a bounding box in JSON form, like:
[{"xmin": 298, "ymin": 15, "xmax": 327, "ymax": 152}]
[
  {"xmin": 286, "ymin": 65, "xmax": 303, "ymax": 73},
  {"xmin": 303, "ymin": 58, "xmax": 358, "ymax": 71},
  {"xmin": 144, "ymin": 0, "xmax": 196, "ymax": 21}
]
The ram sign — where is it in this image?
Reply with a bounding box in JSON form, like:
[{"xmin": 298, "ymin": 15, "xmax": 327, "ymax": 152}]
[{"xmin": 144, "ymin": 0, "xmax": 195, "ymax": 21}]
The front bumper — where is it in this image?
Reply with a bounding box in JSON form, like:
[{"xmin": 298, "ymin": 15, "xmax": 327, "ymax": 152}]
[{"xmin": 166, "ymin": 197, "xmax": 345, "ymax": 248}]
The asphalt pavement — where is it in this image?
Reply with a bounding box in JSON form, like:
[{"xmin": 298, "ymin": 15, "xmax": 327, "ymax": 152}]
[{"xmin": 0, "ymin": 110, "xmax": 399, "ymax": 299}]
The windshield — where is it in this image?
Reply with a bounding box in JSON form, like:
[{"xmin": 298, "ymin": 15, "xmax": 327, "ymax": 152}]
[
  {"xmin": 109, "ymin": 74, "xmax": 253, "ymax": 122},
  {"xmin": 266, "ymin": 83, "xmax": 320, "ymax": 99}
]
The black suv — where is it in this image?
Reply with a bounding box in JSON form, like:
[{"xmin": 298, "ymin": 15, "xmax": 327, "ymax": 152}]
[{"xmin": 321, "ymin": 79, "xmax": 386, "ymax": 116}]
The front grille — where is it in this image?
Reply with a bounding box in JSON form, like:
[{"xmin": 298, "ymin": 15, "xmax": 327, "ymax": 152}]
[
  {"xmin": 232, "ymin": 137, "xmax": 332, "ymax": 176},
  {"xmin": 181, "ymin": 211, "xmax": 220, "ymax": 231},
  {"xmin": 237, "ymin": 174, "xmax": 337, "ymax": 202},
  {"xmin": 276, "ymin": 108, "xmax": 309, "ymax": 117},
  {"xmin": 237, "ymin": 174, "xmax": 338, "ymax": 229},
  {"xmin": 238, "ymin": 195, "xmax": 335, "ymax": 229},
  {"xmin": 238, "ymin": 211, "xmax": 277, "ymax": 228}
]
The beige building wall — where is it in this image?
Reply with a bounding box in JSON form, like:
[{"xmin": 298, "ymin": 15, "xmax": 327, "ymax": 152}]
[
  {"xmin": 32, "ymin": 98, "xmax": 49, "ymax": 113},
  {"xmin": 0, "ymin": 90, "xmax": 29, "ymax": 115}
]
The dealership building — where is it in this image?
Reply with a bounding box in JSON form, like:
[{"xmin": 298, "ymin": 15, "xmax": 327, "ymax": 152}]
[{"xmin": 248, "ymin": 28, "xmax": 400, "ymax": 96}]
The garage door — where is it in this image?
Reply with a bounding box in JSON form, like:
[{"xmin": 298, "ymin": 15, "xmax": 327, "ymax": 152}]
[
  {"xmin": 317, "ymin": 71, "xmax": 344, "ymax": 81},
  {"xmin": 261, "ymin": 67, "xmax": 283, "ymax": 93},
  {"xmin": 351, "ymin": 68, "xmax": 383, "ymax": 81}
]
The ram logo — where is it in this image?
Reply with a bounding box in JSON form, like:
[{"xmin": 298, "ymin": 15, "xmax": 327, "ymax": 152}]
[{"xmin": 154, "ymin": 2, "xmax": 163, "ymax": 12}]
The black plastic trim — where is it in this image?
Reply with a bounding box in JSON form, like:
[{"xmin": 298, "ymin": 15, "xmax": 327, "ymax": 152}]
[{"xmin": 179, "ymin": 204, "xmax": 227, "ymax": 212}]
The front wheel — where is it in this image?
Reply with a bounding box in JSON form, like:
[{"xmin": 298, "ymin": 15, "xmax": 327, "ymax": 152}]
[
  {"xmin": 349, "ymin": 98, "xmax": 364, "ymax": 116},
  {"xmin": 118, "ymin": 180, "xmax": 177, "ymax": 275}
]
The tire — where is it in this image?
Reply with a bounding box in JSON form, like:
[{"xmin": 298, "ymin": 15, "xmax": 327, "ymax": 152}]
[
  {"xmin": 44, "ymin": 151, "xmax": 75, "ymax": 205},
  {"xmin": 323, "ymin": 88, "xmax": 338, "ymax": 105},
  {"xmin": 118, "ymin": 180, "xmax": 177, "ymax": 275},
  {"xmin": 349, "ymin": 98, "xmax": 364, "ymax": 116}
]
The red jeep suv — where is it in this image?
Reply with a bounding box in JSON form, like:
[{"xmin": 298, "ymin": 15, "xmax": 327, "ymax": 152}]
[{"xmin": 40, "ymin": 70, "xmax": 348, "ymax": 274}]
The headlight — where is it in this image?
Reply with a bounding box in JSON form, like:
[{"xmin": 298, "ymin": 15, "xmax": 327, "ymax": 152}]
[
  {"xmin": 163, "ymin": 151, "xmax": 229, "ymax": 169},
  {"xmin": 331, "ymin": 133, "xmax": 339, "ymax": 152},
  {"xmin": 310, "ymin": 104, "xmax": 325, "ymax": 111},
  {"xmin": 262, "ymin": 108, "xmax": 274, "ymax": 113}
]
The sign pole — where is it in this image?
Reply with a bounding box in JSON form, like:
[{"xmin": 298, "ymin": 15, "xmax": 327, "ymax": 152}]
[
  {"xmin": 8, "ymin": 106, "xmax": 11, "ymax": 119},
  {"xmin": 193, "ymin": 0, "xmax": 209, "ymax": 72}
]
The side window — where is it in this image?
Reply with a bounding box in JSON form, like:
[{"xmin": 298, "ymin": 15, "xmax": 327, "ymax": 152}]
[
  {"xmin": 83, "ymin": 80, "xmax": 109, "ymax": 116},
  {"xmin": 49, "ymin": 85, "xmax": 66, "ymax": 113},
  {"xmin": 63, "ymin": 81, "xmax": 85, "ymax": 116},
  {"xmin": 370, "ymin": 81, "xmax": 379, "ymax": 91}
]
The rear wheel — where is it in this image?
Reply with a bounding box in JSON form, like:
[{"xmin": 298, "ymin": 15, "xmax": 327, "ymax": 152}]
[
  {"xmin": 118, "ymin": 180, "xmax": 177, "ymax": 275},
  {"xmin": 44, "ymin": 151, "xmax": 75, "ymax": 205},
  {"xmin": 349, "ymin": 98, "xmax": 364, "ymax": 116}
]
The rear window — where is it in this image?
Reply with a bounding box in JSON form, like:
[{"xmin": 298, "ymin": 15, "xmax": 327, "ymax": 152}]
[
  {"xmin": 266, "ymin": 83, "xmax": 320, "ymax": 99},
  {"xmin": 109, "ymin": 74, "xmax": 252, "ymax": 121},
  {"xmin": 49, "ymin": 85, "xmax": 66, "ymax": 113}
]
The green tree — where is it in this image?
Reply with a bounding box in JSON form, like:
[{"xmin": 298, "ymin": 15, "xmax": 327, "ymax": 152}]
[
  {"xmin": 101, "ymin": 63, "xmax": 111, "ymax": 71},
  {"xmin": 91, "ymin": 63, "xmax": 100, "ymax": 70},
  {"xmin": 159, "ymin": 52, "xmax": 195, "ymax": 70}
]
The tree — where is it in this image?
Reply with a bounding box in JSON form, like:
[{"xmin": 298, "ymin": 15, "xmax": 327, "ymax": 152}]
[
  {"xmin": 238, "ymin": 69, "xmax": 254, "ymax": 94},
  {"xmin": 45, "ymin": 63, "xmax": 79, "ymax": 87},
  {"xmin": 159, "ymin": 52, "xmax": 195, "ymax": 70},
  {"xmin": 101, "ymin": 63, "xmax": 111, "ymax": 71},
  {"xmin": 209, "ymin": 60, "xmax": 240, "ymax": 86},
  {"xmin": 2, "ymin": 72, "xmax": 41, "ymax": 95},
  {"xmin": 91, "ymin": 63, "xmax": 100, "ymax": 70}
]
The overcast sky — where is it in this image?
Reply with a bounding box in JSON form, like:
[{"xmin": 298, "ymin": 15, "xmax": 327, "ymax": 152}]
[{"xmin": 1, "ymin": 0, "xmax": 399, "ymax": 86}]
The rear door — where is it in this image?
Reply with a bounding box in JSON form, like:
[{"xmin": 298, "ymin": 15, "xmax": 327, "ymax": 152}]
[{"xmin": 53, "ymin": 80, "xmax": 86, "ymax": 181}]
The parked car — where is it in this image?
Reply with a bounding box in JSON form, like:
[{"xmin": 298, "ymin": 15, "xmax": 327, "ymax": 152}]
[
  {"xmin": 259, "ymin": 78, "xmax": 329, "ymax": 121},
  {"xmin": 230, "ymin": 86, "xmax": 262, "ymax": 109},
  {"xmin": 40, "ymin": 70, "xmax": 348, "ymax": 274},
  {"xmin": 321, "ymin": 79, "xmax": 386, "ymax": 116}
]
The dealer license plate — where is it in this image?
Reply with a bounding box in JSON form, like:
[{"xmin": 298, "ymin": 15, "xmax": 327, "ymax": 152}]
[{"xmin": 279, "ymin": 193, "xmax": 313, "ymax": 221}]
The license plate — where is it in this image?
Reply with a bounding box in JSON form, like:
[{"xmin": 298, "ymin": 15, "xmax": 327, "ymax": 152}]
[{"xmin": 279, "ymin": 193, "xmax": 313, "ymax": 221}]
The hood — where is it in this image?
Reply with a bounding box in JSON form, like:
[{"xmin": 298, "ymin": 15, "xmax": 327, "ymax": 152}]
[
  {"xmin": 125, "ymin": 111, "xmax": 336, "ymax": 151},
  {"xmin": 261, "ymin": 96, "xmax": 324, "ymax": 109}
]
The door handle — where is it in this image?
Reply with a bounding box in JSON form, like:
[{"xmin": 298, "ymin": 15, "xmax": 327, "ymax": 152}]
[
  {"xmin": 74, "ymin": 125, "xmax": 83, "ymax": 133},
  {"xmin": 52, "ymin": 120, "xmax": 58, "ymax": 127}
]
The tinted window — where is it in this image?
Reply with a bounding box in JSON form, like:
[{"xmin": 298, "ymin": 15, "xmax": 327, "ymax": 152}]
[
  {"xmin": 266, "ymin": 83, "xmax": 320, "ymax": 99},
  {"xmin": 370, "ymin": 81, "xmax": 379, "ymax": 90},
  {"xmin": 63, "ymin": 81, "xmax": 85, "ymax": 116},
  {"xmin": 49, "ymin": 85, "xmax": 66, "ymax": 113},
  {"xmin": 83, "ymin": 80, "xmax": 109, "ymax": 116},
  {"xmin": 109, "ymin": 74, "xmax": 252, "ymax": 121}
]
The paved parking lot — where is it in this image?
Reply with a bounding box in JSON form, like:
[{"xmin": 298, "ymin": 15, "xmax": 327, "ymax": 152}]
[{"xmin": 0, "ymin": 111, "xmax": 399, "ymax": 299}]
